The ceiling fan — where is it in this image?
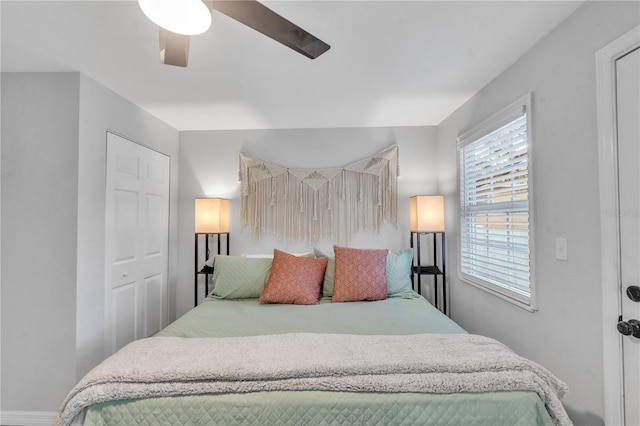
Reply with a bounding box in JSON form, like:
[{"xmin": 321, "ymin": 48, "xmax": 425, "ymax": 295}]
[{"xmin": 139, "ymin": 0, "xmax": 331, "ymax": 67}]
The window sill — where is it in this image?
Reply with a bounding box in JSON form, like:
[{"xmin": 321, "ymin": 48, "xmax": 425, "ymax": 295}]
[{"xmin": 459, "ymin": 273, "xmax": 537, "ymax": 313}]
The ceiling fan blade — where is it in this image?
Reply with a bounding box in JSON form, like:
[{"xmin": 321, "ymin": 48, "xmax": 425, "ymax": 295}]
[
  {"xmin": 159, "ymin": 28, "xmax": 191, "ymax": 67},
  {"xmin": 206, "ymin": 0, "xmax": 330, "ymax": 59}
]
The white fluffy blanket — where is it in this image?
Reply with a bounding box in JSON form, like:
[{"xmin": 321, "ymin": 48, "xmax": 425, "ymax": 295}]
[{"xmin": 56, "ymin": 333, "xmax": 572, "ymax": 426}]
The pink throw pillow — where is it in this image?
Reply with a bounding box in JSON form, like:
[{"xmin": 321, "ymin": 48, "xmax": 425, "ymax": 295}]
[
  {"xmin": 259, "ymin": 249, "xmax": 328, "ymax": 305},
  {"xmin": 332, "ymin": 246, "xmax": 389, "ymax": 303}
]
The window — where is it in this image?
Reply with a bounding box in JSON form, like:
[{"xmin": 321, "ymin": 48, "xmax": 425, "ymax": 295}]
[{"xmin": 457, "ymin": 94, "xmax": 536, "ymax": 310}]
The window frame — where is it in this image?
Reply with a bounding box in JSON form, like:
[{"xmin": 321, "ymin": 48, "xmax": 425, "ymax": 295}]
[{"xmin": 456, "ymin": 93, "xmax": 537, "ymax": 311}]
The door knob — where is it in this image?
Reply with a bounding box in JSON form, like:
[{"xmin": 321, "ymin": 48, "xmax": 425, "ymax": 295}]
[
  {"xmin": 627, "ymin": 285, "xmax": 640, "ymax": 302},
  {"xmin": 618, "ymin": 318, "xmax": 640, "ymax": 338}
]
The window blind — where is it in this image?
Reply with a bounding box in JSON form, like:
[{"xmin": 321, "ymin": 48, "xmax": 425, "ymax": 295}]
[{"xmin": 458, "ymin": 113, "xmax": 532, "ymax": 299}]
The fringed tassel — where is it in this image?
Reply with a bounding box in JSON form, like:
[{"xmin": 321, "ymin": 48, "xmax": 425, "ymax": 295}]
[
  {"xmin": 299, "ymin": 182, "xmax": 304, "ymax": 213},
  {"xmin": 270, "ymin": 177, "xmax": 276, "ymax": 206},
  {"xmin": 378, "ymin": 173, "xmax": 383, "ymax": 207},
  {"xmin": 284, "ymin": 171, "xmax": 289, "ymax": 200},
  {"xmin": 313, "ymin": 190, "xmax": 318, "ymax": 221}
]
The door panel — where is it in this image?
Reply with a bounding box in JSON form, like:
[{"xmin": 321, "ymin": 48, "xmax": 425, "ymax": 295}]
[
  {"xmin": 114, "ymin": 190, "xmax": 138, "ymax": 262},
  {"xmin": 617, "ymin": 46, "xmax": 640, "ymax": 426},
  {"xmin": 116, "ymin": 153, "xmax": 140, "ymax": 177},
  {"xmin": 144, "ymin": 274, "xmax": 163, "ymax": 337},
  {"xmin": 146, "ymin": 160, "xmax": 166, "ymax": 183},
  {"xmin": 112, "ymin": 283, "xmax": 136, "ymax": 353},
  {"xmin": 145, "ymin": 194, "xmax": 164, "ymax": 256},
  {"xmin": 105, "ymin": 132, "xmax": 170, "ymax": 357}
]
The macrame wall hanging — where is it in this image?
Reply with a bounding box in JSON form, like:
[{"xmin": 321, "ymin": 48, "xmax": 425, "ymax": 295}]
[{"xmin": 239, "ymin": 145, "xmax": 398, "ymax": 243}]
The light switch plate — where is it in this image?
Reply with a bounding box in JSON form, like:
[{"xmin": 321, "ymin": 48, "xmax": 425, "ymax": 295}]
[{"xmin": 555, "ymin": 237, "xmax": 568, "ymax": 261}]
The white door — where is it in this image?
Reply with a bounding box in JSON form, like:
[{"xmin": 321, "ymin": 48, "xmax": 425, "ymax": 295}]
[
  {"xmin": 617, "ymin": 46, "xmax": 640, "ymax": 426},
  {"xmin": 104, "ymin": 132, "xmax": 170, "ymax": 356}
]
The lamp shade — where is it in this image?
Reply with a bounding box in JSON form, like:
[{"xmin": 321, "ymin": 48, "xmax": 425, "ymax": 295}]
[
  {"xmin": 139, "ymin": 0, "xmax": 211, "ymax": 36},
  {"xmin": 409, "ymin": 195, "xmax": 445, "ymax": 232},
  {"xmin": 195, "ymin": 198, "xmax": 229, "ymax": 233}
]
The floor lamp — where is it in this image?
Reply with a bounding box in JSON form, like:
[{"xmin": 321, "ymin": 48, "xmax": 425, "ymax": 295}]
[
  {"xmin": 409, "ymin": 195, "xmax": 447, "ymax": 314},
  {"xmin": 194, "ymin": 198, "xmax": 230, "ymax": 306}
]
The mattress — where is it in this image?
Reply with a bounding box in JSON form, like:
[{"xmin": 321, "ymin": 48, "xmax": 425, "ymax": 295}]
[{"xmin": 77, "ymin": 296, "xmax": 562, "ymax": 426}]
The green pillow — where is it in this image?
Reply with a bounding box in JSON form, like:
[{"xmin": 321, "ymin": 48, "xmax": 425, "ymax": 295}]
[
  {"xmin": 209, "ymin": 255, "xmax": 272, "ymax": 299},
  {"xmin": 386, "ymin": 248, "xmax": 416, "ymax": 297},
  {"xmin": 315, "ymin": 248, "xmax": 416, "ymax": 298},
  {"xmin": 323, "ymin": 257, "xmax": 336, "ymax": 298},
  {"xmin": 314, "ymin": 248, "xmax": 334, "ymax": 298}
]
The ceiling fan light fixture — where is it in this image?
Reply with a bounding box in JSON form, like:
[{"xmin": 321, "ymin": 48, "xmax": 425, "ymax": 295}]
[{"xmin": 139, "ymin": 0, "xmax": 211, "ymax": 36}]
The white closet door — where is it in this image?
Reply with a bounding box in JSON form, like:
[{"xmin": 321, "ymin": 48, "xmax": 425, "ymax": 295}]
[
  {"xmin": 104, "ymin": 132, "xmax": 170, "ymax": 356},
  {"xmin": 617, "ymin": 46, "xmax": 640, "ymax": 426}
]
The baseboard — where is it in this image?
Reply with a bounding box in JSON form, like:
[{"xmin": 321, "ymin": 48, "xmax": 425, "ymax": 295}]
[{"xmin": 0, "ymin": 411, "xmax": 57, "ymax": 426}]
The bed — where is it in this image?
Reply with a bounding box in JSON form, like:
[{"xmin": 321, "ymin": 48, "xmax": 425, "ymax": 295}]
[{"xmin": 57, "ymin": 248, "xmax": 571, "ymax": 426}]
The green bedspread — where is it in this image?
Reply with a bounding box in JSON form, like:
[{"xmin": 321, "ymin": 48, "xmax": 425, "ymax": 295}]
[
  {"xmin": 82, "ymin": 296, "xmax": 561, "ymax": 426},
  {"xmin": 158, "ymin": 295, "xmax": 465, "ymax": 337},
  {"xmin": 86, "ymin": 391, "xmax": 554, "ymax": 426}
]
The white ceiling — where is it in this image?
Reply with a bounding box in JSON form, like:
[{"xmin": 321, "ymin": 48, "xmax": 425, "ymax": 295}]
[{"xmin": 1, "ymin": 0, "xmax": 584, "ymax": 131}]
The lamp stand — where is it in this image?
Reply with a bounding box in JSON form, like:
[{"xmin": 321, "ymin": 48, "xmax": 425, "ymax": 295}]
[
  {"xmin": 410, "ymin": 231, "xmax": 446, "ymax": 315},
  {"xmin": 194, "ymin": 232, "xmax": 230, "ymax": 306}
]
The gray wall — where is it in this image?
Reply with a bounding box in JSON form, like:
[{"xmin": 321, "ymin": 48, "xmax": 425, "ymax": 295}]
[
  {"xmin": 177, "ymin": 127, "xmax": 439, "ymax": 317},
  {"xmin": 1, "ymin": 73, "xmax": 80, "ymax": 411},
  {"xmin": 0, "ymin": 72, "xmax": 180, "ymax": 413},
  {"xmin": 437, "ymin": 2, "xmax": 640, "ymax": 424},
  {"xmin": 75, "ymin": 74, "xmax": 180, "ymax": 379}
]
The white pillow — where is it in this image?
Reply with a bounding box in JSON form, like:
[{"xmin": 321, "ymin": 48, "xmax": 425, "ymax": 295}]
[{"xmin": 243, "ymin": 252, "xmax": 314, "ymax": 258}]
